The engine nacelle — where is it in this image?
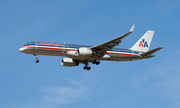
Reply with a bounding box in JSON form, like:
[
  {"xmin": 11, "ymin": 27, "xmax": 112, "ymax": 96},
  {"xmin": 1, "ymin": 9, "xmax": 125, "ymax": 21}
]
[
  {"xmin": 77, "ymin": 47, "xmax": 93, "ymax": 56},
  {"xmin": 66, "ymin": 51, "xmax": 78, "ymax": 57},
  {"xmin": 61, "ymin": 58, "xmax": 79, "ymax": 67}
]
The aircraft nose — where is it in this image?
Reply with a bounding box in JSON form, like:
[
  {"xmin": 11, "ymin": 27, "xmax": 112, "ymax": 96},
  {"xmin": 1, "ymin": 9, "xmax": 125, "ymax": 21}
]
[{"xmin": 19, "ymin": 47, "xmax": 24, "ymax": 52}]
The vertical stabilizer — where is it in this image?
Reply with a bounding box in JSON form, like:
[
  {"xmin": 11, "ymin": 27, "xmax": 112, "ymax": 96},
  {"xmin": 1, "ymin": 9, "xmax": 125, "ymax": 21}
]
[{"xmin": 130, "ymin": 30, "xmax": 154, "ymax": 52}]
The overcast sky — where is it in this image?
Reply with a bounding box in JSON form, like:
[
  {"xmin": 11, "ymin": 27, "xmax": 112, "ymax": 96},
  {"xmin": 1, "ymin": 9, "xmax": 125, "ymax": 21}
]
[{"xmin": 1, "ymin": 0, "xmax": 180, "ymax": 108}]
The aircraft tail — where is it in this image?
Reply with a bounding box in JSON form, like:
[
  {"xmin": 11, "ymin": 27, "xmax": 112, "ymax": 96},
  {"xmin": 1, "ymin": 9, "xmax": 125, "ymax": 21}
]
[{"xmin": 130, "ymin": 30, "xmax": 154, "ymax": 52}]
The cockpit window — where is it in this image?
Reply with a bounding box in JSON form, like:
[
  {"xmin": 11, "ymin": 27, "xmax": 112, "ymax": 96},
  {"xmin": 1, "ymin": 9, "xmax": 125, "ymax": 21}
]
[
  {"xmin": 24, "ymin": 44, "xmax": 30, "ymax": 46},
  {"xmin": 24, "ymin": 42, "xmax": 38, "ymax": 46}
]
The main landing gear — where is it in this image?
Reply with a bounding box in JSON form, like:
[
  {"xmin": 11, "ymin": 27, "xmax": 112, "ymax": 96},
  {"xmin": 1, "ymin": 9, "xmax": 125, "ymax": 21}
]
[
  {"xmin": 92, "ymin": 60, "xmax": 100, "ymax": 65},
  {"xmin": 33, "ymin": 54, "xmax": 39, "ymax": 63},
  {"xmin": 83, "ymin": 65, "xmax": 91, "ymax": 71},
  {"xmin": 83, "ymin": 60, "xmax": 100, "ymax": 71}
]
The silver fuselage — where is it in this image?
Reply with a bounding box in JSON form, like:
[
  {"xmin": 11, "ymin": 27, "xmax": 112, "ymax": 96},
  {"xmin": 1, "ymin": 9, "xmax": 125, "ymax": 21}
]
[{"xmin": 19, "ymin": 42, "xmax": 153, "ymax": 61}]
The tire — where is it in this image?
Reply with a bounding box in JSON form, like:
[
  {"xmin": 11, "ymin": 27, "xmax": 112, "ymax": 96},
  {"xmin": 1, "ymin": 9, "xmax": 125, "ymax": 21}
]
[
  {"xmin": 36, "ymin": 60, "xmax": 39, "ymax": 63},
  {"xmin": 87, "ymin": 67, "xmax": 91, "ymax": 70}
]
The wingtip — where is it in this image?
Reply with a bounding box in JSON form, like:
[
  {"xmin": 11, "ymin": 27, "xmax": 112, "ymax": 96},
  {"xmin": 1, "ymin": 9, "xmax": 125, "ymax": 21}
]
[{"xmin": 129, "ymin": 24, "xmax": 135, "ymax": 32}]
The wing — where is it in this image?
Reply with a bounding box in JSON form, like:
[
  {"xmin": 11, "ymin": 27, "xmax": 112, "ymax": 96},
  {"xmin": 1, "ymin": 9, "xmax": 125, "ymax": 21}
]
[{"xmin": 90, "ymin": 24, "xmax": 135, "ymax": 57}]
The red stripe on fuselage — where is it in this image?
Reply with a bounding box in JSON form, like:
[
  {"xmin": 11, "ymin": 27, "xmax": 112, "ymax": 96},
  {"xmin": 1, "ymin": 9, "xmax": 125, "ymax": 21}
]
[
  {"xmin": 23, "ymin": 46, "xmax": 77, "ymax": 51},
  {"xmin": 107, "ymin": 52, "xmax": 136, "ymax": 56},
  {"xmin": 22, "ymin": 46, "xmax": 136, "ymax": 56}
]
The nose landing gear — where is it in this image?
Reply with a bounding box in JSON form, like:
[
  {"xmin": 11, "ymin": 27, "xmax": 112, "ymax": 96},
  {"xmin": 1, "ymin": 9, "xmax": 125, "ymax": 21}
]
[
  {"xmin": 36, "ymin": 59, "xmax": 39, "ymax": 63},
  {"xmin": 33, "ymin": 54, "xmax": 39, "ymax": 63}
]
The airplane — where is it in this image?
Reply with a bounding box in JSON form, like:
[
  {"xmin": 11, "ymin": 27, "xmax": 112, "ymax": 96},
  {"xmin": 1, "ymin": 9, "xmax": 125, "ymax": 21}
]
[{"xmin": 19, "ymin": 24, "xmax": 163, "ymax": 70}]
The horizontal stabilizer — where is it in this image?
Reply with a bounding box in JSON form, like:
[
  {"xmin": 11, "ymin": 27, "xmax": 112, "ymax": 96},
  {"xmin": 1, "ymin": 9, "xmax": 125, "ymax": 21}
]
[{"xmin": 140, "ymin": 47, "xmax": 163, "ymax": 56}]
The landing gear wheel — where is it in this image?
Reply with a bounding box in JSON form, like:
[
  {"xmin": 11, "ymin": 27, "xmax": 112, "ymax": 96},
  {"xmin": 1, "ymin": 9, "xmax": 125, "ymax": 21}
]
[
  {"xmin": 83, "ymin": 66, "xmax": 87, "ymax": 70},
  {"xmin": 87, "ymin": 67, "xmax": 91, "ymax": 70},
  {"xmin": 93, "ymin": 61, "xmax": 96, "ymax": 64},
  {"xmin": 96, "ymin": 61, "xmax": 100, "ymax": 65},
  {"xmin": 83, "ymin": 66, "xmax": 91, "ymax": 70},
  {"xmin": 93, "ymin": 60, "xmax": 100, "ymax": 65},
  {"xmin": 36, "ymin": 59, "xmax": 39, "ymax": 63}
]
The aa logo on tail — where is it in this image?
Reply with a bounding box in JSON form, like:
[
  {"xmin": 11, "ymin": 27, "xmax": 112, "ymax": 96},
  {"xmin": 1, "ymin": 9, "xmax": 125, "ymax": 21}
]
[{"xmin": 139, "ymin": 39, "xmax": 148, "ymax": 48}]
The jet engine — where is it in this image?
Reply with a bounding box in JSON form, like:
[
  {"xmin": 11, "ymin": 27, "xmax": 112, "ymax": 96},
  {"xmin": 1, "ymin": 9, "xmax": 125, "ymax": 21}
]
[
  {"xmin": 77, "ymin": 47, "xmax": 93, "ymax": 56},
  {"xmin": 61, "ymin": 58, "xmax": 79, "ymax": 67}
]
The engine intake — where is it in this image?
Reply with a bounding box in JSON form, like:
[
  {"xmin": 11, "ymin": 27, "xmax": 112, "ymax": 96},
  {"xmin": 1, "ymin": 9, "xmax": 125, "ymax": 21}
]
[{"xmin": 61, "ymin": 58, "xmax": 79, "ymax": 67}]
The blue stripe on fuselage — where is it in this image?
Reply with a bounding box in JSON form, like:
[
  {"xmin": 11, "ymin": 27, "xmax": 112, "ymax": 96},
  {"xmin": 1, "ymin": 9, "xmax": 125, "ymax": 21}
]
[{"xmin": 26, "ymin": 42, "xmax": 141, "ymax": 55}]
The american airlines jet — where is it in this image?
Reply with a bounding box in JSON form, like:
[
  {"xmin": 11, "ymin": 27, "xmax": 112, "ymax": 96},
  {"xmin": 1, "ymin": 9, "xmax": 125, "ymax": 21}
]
[{"xmin": 19, "ymin": 25, "xmax": 163, "ymax": 70}]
